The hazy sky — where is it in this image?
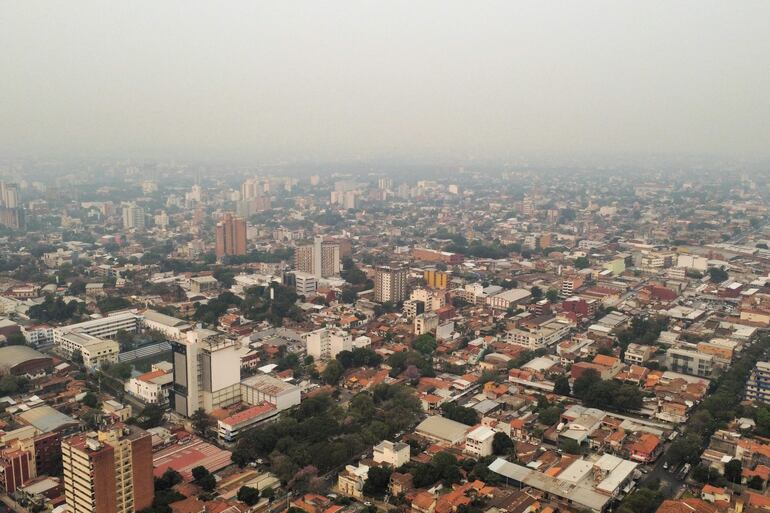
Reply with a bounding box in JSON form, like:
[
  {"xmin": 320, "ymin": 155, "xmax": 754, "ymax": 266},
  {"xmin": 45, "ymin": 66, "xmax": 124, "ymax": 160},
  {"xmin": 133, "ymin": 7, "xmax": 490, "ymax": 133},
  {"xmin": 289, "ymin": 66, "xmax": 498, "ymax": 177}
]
[{"xmin": 1, "ymin": 1, "xmax": 769, "ymax": 162}]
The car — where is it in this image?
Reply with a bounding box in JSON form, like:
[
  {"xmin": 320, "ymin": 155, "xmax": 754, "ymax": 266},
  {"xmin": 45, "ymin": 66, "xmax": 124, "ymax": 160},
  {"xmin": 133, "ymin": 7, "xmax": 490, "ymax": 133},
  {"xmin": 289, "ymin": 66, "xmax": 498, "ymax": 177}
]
[
  {"xmin": 663, "ymin": 462, "xmax": 669, "ymax": 470},
  {"xmin": 364, "ymin": 502, "xmax": 373, "ymax": 507}
]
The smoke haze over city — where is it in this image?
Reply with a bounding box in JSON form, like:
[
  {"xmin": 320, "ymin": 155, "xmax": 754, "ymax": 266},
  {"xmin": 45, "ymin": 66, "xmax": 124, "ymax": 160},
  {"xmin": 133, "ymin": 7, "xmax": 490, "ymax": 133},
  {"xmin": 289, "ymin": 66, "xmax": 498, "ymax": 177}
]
[{"xmin": 2, "ymin": 1, "xmax": 770, "ymax": 163}]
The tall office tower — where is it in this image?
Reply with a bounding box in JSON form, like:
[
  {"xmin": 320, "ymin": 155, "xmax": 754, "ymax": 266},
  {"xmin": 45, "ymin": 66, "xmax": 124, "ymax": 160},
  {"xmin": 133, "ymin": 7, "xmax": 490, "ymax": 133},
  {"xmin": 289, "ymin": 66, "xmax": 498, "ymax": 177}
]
[
  {"xmin": 321, "ymin": 240, "xmax": 341, "ymax": 277},
  {"xmin": 189, "ymin": 183, "xmax": 204, "ymax": 203},
  {"xmin": 171, "ymin": 331, "xmax": 241, "ymax": 416},
  {"xmin": 295, "ymin": 237, "xmax": 340, "ymax": 278},
  {"xmin": 294, "ymin": 243, "xmax": 315, "ymax": 274},
  {"xmin": 154, "ymin": 210, "xmax": 169, "ymax": 230},
  {"xmin": 312, "ymin": 236, "xmax": 323, "ymax": 278},
  {"xmin": 0, "ymin": 182, "xmax": 23, "ymax": 229},
  {"xmin": 343, "ymin": 191, "xmax": 357, "ymax": 209},
  {"xmin": 378, "ymin": 177, "xmax": 393, "ymax": 190},
  {"xmin": 215, "ymin": 213, "xmax": 247, "ymax": 258},
  {"xmin": 121, "ymin": 203, "xmax": 145, "ymax": 230},
  {"xmin": 240, "ymin": 177, "xmax": 263, "ymax": 200},
  {"xmin": 521, "ymin": 196, "xmax": 535, "ymax": 217},
  {"xmin": 0, "ymin": 182, "xmax": 20, "ymax": 208},
  {"xmin": 62, "ymin": 425, "xmax": 153, "ymax": 513},
  {"xmin": 374, "ymin": 265, "xmax": 408, "ymax": 303}
]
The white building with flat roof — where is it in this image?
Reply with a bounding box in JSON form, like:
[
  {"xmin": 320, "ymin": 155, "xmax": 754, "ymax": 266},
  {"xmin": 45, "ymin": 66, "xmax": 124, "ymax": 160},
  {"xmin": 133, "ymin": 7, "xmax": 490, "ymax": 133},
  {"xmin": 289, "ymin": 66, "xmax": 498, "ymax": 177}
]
[
  {"xmin": 53, "ymin": 311, "xmax": 142, "ymax": 345},
  {"xmin": 465, "ymin": 426, "xmax": 496, "ymax": 458},
  {"xmin": 373, "ymin": 440, "xmax": 411, "ymax": 467},
  {"xmin": 304, "ymin": 327, "xmax": 352, "ymax": 361},
  {"xmin": 240, "ymin": 373, "xmax": 301, "ymax": 411}
]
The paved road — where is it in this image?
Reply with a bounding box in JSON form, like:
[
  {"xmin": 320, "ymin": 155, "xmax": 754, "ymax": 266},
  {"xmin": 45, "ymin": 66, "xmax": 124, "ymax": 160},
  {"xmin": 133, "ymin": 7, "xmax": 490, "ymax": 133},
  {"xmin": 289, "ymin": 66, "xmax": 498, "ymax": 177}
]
[{"xmin": 640, "ymin": 457, "xmax": 685, "ymax": 499}]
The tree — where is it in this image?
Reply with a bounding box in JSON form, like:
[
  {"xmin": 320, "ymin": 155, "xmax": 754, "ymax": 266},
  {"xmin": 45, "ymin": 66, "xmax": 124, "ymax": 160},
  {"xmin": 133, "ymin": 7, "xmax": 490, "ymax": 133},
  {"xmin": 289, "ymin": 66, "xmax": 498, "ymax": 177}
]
[
  {"xmin": 441, "ymin": 402, "xmax": 479, "ymax": 426},
  {"xmin": 155, "ymin": 468, "xmax": 183, "ymax": 490},
  {"xmin": 561, "ymin": 439, "xmax": 581, "ymax": 455},
  {"xmin": 261, "ymin": 486, "xmax": 275, "ymax": 502},
  {"xmin": 666, "ymin": 434, "xmax": 702, "ymax": 467},
  {"xmin": 574, "ymin": 256, "xmax": 590, "ymax": 269},
  {"xmin": 553, "ymin": 375, "xmax": 571, "ymax": 396},
  {"xmin": 336, "ymin": 350, "xmax": 354, "ymax": 369},
  {"xmin": 191, "ymin": 408, "xmax": 215, "ymax": 437},
  {"xmin": 363, "ymin": 465, "xmax": 392, "ymax": 496},
  {"xmin": 413, "ymin": 334, "xmax": 437, "ymax": 355},
  {"xmin": 0, "ymin": 375, "xmax": 21, "ymax": 395},
  {"xmin": 5, "ymin": 332, "xmax": 27, "ymax": 346},
  {"xmin": 617, "ymin": 488, "xmax": 663, "ymax": 513},
  {"xmin": 322, "ymin": 360, "xmax": 344, "ymax": 385},
  {"xmin": 71, "ymin": 350, "xmax": 84, "ymax": 366},
  {"xmin": 82, "ymin": 392, "xmax": 99, "ymax": 408},
  {"xmin": 137, "ymin": 404, "xmax": 165, "ymax": 429},
  {"xmin": 340, "ymin": 287, "xmax": 358, "ymax": 304},
  {"xmin": 192, "ymin": 465, "xmax": 210, "ymax": 482},
  {"xmin": 492, "ymin": 432, "xmax": 515, "ymax": 455},
  {"xmin": 572, "ymin": 369, "xmax": 601, "ymax": 399},
  {"xmin": 749, "ymin": 475, "xmax": 765, "ymax": 490},
  {"xmin": 724, "ymin": 459, "xmax": 742, "ymax": 483},
  {"xmin": 530, "ymin": 286, "xmax": 543, "ymax": 300},
  {"xmin": 237, "ymin": 486, "xmax": 261, "ymax": 505},
  {"xmin": 115, "ymin": 329, "xmax": 135, "ymax": 351},
  {"xmin": 539, "ymin": 406, "xmax": 562, "ymax": 426},
  {"xmin": 708, "ymin": 267, "xmax": 729, "ymax": 283},
  {"xmin": 198, "ymin": 473, "xmax": 216, "ymax": 492},
  {"xmin": 546, "ymin": 289, "xmax": 560, "ymax": 302}
]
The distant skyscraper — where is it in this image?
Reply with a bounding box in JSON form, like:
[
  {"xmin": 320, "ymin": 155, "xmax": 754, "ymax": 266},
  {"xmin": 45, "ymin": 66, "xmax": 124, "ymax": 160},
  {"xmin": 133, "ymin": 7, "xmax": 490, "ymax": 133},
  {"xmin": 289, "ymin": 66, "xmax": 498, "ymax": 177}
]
[
  {"xmin": 215, "ymin": 213, "xmax": 247, "ymax": 258},
  {"xmin": 154, "ymin": 210, "xmax": 169, "ymax": 230},
  {"xmin": 240, "ymin": 177, "xmax": 263, "ymax": 200},
  {"xmin": 374, "ymin": 265, "xmax": 408, "ymax": 303},
  {"xmin": 321, "ymin": 240, "xmax": 341, "ymax": 277},
  {"xmin": 62, "ymin": 425, "xmax": 153, "ymax": 513},
  {"xmin": 121, "ymin": 203, "xmax": 145, "ymax": 230},
  {"xmin": 0, "ymin": 182, "xmax": 23, "ymax": 229}
]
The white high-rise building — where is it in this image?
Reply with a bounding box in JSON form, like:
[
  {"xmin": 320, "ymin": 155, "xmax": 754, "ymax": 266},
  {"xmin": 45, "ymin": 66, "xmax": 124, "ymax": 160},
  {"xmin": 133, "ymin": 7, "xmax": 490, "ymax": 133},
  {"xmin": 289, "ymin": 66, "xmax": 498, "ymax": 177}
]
[
  {"xmin": 154, "ymin": 210, "xmax": 169, "ymax": 230},
  {"xmin": 171, "ymin": 331, "xmax": 242, "ymax": 416},
  {"xmin": 304, "ymin": 327, "xmax": 352, "ymax": 361},
  {"xmin": 122, "ymin": 203, "xmax": 145, "ymax": 230}
]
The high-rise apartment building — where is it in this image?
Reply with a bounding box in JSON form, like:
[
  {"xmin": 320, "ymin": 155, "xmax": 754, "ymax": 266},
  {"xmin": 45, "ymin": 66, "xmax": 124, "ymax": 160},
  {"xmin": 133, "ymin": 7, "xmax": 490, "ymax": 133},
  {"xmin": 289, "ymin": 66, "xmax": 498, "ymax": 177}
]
[
  {"xmin": 294, "ymin": 237, "xmax": 340, "ymax": 278},
  {"xmin": 374, "ymin": 265, "xmax": 408, "ymax": 303},
  {"xmin": 121, "ymin": 203, "xmax": 145, "ymax": 230},
  {"xmin": 424, "ymin": 270, "xmax": 449, "ymax": 290},
  {"xmin": 0, "ymin": 182, "xmax": 20, "ymax": 208},
  {"xmin": 295, "ymin": 244, "xmax": 315, "ymax": 275},
  {"xmin": 321, "ymin": 240, "xmax": 341, "ymax": 277},
  {"xmin": 62, "ymin": 425, "xmax": 153, "ymax": 513},
  {"xmin": 215, "ymin": 213, "xmax": 247, "ymax": 258},
  {"xmin": 746, "ymin": 361, "xmax": 770, "ymax": 404},
  {"xmin": 240, "ymin": 177, "xmax": 264, "ymax": 199},
  {"xmin": 171, "ymin": 331, "xmax": 242, "ymax": 416}
]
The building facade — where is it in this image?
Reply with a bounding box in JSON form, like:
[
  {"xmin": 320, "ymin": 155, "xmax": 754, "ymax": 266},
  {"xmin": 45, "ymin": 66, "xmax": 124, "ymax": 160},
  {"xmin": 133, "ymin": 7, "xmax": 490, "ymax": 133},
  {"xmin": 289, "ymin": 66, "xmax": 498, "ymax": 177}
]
[
  {"xmin": 215, "ymin": 213, "xmax": 247, "ymax": 258},
  {"xmin": 746, "ymin": 361, "xmax": 770, "ymax": 404},
  {"xmin": 374, "ymin": 265, "xmax": 407, "ymax": 303},
  {"xmin": 62, "ymin": 426, "xmax": 153, "ymax": 513}
]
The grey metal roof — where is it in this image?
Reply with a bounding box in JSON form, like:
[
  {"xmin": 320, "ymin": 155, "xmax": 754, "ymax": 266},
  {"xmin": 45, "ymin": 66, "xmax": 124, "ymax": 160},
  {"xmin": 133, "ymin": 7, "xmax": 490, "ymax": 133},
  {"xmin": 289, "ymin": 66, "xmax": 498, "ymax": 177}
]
[
  {"xmin": 0, "ymin": 345, "xmax": 51, "ymax": 371},
  {"xmin": 18, "ymin": 405, "xmax": 78, "ymax": 433}
]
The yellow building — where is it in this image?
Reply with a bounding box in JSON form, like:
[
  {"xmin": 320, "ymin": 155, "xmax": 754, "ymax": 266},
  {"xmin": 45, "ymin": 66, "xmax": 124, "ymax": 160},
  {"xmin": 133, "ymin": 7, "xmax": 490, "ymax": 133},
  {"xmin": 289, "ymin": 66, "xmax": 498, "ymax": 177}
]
[{"xmin": 424, "ymin": 270, "xmax": 448, "ymax": 290}]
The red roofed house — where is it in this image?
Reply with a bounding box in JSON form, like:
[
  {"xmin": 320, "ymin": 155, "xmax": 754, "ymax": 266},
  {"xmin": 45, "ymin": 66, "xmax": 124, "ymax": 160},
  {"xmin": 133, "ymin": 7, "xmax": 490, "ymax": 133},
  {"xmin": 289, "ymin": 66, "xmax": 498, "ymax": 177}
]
[{"xmin": 629, "ymin": 434, "xmax": 662, "ymax": 463}]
